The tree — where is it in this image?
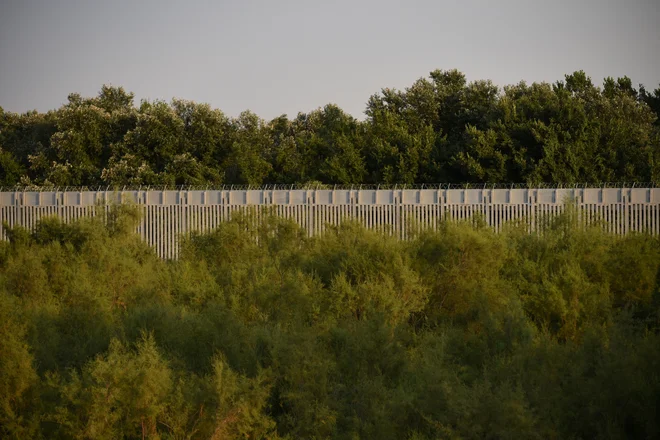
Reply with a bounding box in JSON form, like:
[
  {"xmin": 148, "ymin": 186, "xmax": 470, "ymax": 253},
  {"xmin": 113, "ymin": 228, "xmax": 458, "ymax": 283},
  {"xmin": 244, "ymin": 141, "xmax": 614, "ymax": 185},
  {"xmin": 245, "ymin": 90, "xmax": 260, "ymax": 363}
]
[
  {"xmin": 364, "ymin": 108, "xmax": 436, "ymax": 183},
  {"xmin": 640, "ymin": 84, "xmax": 660, "ymax": 124},
  {"xmin": 1, "ymin": 71, "xmax": 659, "ymax": 187},
  {"xmin": 224, "ymin": 111, "xmax": 273, "ymax": 185},
  {"xmin": 0, "ymin": 148, "xmax": 24, "ymax": 187},
  {"xmin": 291, "ymin": 104, "xmax": 367, "ymax": 184}
]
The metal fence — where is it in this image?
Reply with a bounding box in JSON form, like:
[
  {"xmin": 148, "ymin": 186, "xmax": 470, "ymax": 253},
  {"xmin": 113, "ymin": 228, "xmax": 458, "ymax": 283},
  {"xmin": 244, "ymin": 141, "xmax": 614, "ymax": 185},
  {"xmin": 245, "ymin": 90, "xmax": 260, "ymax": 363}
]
[{"xmin": 1, "ymin": 187, "xmax": 659, "ymax": 259}]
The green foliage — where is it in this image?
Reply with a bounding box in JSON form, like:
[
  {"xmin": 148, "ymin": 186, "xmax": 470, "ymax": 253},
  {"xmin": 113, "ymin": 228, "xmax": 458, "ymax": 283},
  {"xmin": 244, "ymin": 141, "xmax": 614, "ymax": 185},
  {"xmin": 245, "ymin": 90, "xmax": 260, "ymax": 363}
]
[
  {"xmin": 0, "ymin": 147, "xmax": 25, "ymax": 186},
  {"xmin": 2, "ymin": 70, "xmax": 658, "ymax": 187},
  {"xmin": 48, "ymin": 334, "xmax": 172, "ymax": 439},
  {"xmin": 0, "ymin": 294, "xmax": 39, "ymax": 438},
  {"xmin": 1, "ymin": 204, "xmax": 659, "ymax": 438}
]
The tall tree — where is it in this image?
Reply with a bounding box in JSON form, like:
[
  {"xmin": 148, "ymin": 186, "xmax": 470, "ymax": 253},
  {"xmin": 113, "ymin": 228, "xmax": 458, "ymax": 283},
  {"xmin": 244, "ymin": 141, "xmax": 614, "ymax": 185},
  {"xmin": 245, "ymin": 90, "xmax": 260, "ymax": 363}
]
[
  {"xmin": 224, "ymin": 111, "xmax": 272, "ymax": 185},
  {"xmin": 291, "ymin": 104, "xmax": 367, "ymax": 184}
]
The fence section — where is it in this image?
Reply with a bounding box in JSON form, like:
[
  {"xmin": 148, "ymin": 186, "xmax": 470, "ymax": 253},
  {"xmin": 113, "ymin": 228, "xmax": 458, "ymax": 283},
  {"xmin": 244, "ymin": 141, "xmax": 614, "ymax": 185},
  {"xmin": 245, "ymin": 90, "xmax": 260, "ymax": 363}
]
[{"xmin": 1, "ymin": 188, "xmax": 659, "ymax": 259}]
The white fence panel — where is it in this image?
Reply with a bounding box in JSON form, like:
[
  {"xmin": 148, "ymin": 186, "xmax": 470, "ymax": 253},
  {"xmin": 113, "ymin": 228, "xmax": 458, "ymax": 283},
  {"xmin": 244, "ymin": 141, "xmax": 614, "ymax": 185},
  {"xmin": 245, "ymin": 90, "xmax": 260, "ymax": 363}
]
[{"xmin": 1, "ymin": 188, "xmax": 658, "ymax": 259}]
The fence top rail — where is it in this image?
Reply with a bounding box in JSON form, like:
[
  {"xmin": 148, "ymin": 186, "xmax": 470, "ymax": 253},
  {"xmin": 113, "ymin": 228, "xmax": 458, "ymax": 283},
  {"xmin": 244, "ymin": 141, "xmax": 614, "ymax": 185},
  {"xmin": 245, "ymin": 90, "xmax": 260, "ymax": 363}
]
[{"xmin": 1, "ymin": 182, "xmax": 658, "ymax": 192}]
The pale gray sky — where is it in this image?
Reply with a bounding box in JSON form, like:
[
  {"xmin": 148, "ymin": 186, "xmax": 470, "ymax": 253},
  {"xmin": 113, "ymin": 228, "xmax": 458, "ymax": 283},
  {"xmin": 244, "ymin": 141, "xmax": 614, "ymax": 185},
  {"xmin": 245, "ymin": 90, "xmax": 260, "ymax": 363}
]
[{"xmin": 1, "ymin": 0, "xmax": 658, "ymax": 120}]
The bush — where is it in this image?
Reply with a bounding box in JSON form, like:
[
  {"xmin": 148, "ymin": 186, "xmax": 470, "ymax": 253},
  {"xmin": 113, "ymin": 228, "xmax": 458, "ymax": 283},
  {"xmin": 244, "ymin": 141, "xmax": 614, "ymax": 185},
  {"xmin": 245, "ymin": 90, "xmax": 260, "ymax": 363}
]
[{"xmin": 0, "ymin": 207, "xmax": 658, "ymax": 438}]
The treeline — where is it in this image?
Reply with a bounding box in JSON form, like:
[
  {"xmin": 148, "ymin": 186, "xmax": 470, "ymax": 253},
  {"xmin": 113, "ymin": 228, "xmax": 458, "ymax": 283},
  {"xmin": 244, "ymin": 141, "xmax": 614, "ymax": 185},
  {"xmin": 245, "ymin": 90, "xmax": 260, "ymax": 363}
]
[
  {"xmin": 1, "ymin": 70, "xmax": 659, "ymax": 188},
  {"xmin": 1, "ymin": 208, "xmax": 659, "ymax": 438}
]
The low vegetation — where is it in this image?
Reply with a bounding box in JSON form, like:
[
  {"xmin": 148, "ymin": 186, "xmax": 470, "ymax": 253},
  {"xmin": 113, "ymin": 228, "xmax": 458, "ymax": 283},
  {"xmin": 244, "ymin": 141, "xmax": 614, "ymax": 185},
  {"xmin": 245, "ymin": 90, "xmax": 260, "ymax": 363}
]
[{"xmin": 1, "ymin": 206, "xmax": 659, "ymax": 439}]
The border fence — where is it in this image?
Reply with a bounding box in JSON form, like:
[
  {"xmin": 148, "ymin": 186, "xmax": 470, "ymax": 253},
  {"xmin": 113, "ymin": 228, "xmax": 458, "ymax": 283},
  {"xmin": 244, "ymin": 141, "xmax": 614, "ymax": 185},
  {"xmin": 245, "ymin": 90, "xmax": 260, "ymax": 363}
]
[{"xmin": 1, "ymin": 187, "xmax": 659, "ymax": 259}]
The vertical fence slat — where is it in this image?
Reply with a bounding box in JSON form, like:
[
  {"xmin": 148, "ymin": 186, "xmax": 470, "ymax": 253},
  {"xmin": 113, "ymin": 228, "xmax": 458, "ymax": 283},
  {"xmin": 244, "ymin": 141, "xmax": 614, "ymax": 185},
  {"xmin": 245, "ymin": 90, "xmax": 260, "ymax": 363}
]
[{"xmin": 1, "ymin": 188, "xmax": 658, "ymax": 258}]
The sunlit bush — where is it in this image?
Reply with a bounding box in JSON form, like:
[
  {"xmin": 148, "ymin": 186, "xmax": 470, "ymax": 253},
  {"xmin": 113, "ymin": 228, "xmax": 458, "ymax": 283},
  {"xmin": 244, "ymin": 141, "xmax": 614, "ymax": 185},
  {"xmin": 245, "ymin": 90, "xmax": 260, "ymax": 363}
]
[{"xmin": 0, "ymin": 206, "xmax": 659, "ymax": 438}]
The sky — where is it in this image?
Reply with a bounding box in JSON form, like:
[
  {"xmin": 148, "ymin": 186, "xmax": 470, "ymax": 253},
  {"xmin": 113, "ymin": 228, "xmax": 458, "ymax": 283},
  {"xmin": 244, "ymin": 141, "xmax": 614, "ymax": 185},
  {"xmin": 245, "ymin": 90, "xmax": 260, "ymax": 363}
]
[{"xmin": 1, "ymin": 0, "xmax": 659, "ymax": 120}]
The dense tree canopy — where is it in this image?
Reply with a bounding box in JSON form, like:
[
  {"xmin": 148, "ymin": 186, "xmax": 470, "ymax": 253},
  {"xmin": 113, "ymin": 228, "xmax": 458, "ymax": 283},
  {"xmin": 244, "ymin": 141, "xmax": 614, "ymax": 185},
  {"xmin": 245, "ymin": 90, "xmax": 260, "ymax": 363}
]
[
  {"xmin": 0, "ymin": 207, "xmax": 659, "ymax": 438},
  {"xmin": 1, "ymin": 70, "xmax": 659, "ymax": 187}
]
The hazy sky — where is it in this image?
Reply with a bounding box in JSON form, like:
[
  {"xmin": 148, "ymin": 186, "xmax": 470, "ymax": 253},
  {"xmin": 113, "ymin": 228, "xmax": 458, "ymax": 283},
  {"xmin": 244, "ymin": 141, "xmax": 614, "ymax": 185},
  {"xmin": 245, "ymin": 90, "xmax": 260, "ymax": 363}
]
[{"xmin": 1, "ymin": 0, "xmax": 659, "ymax": 120}]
